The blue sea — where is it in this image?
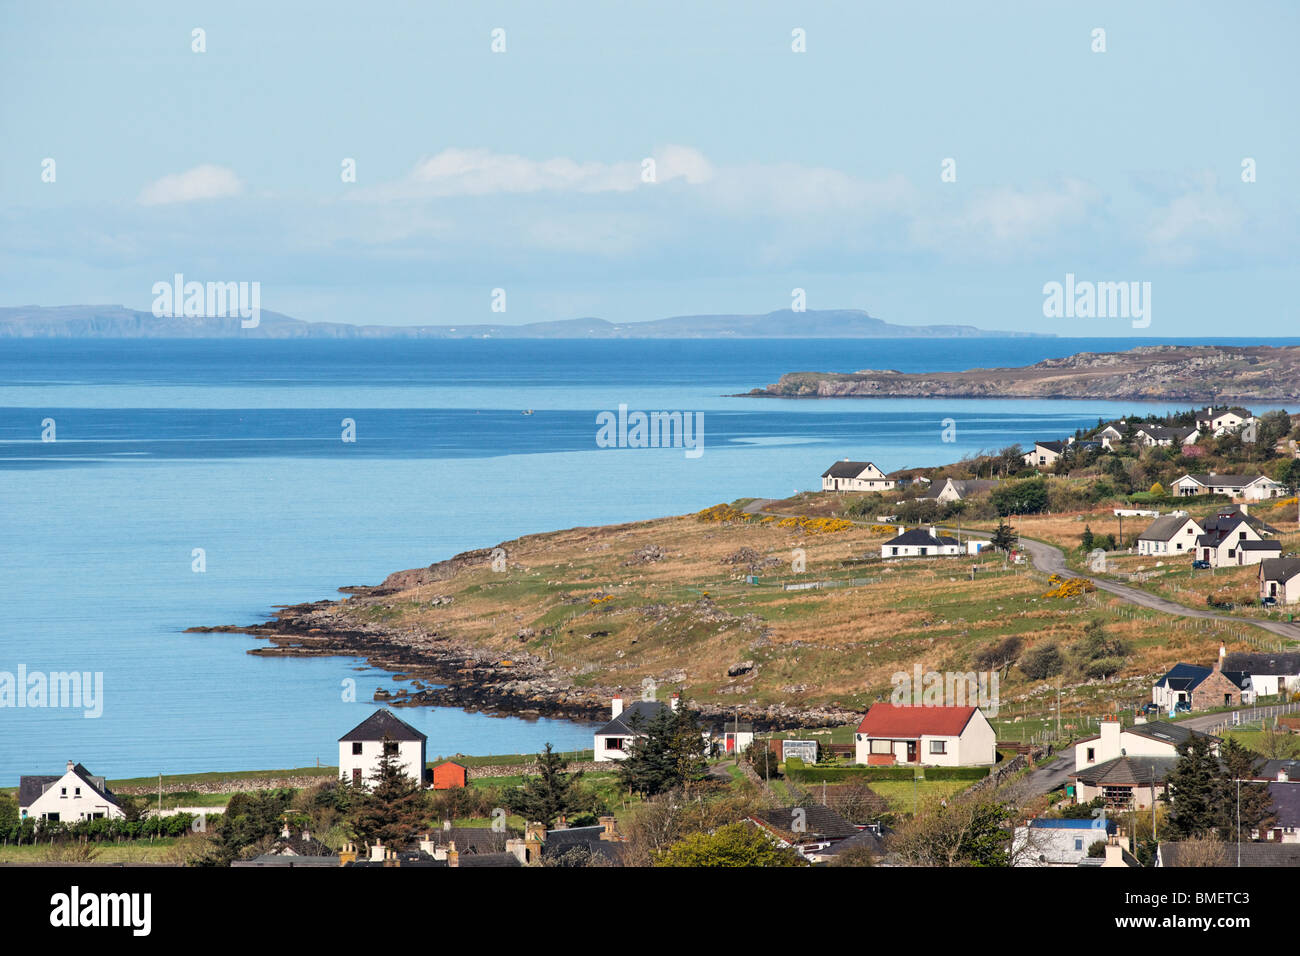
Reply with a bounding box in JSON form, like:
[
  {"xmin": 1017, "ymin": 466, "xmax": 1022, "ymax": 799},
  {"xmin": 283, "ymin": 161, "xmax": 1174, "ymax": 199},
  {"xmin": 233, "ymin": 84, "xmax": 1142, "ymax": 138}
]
[{"xmin": 0, "ymin": 337, "xmax": 1294, "ymax": 784}]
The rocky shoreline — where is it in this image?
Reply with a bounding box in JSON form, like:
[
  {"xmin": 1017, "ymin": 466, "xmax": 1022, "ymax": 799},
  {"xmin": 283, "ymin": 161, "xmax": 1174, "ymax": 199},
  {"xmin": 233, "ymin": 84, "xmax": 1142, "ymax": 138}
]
[{"xmin": 188, "ymin": 579, "xmax": 856, "ymax": 733}]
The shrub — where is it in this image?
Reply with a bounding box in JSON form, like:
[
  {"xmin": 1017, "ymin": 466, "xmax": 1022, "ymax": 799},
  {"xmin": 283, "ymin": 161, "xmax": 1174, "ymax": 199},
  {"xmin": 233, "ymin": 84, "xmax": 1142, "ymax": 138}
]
[{"xmin": 1021, "ymin": 642, "xmax": 1064, "ymax": 680}]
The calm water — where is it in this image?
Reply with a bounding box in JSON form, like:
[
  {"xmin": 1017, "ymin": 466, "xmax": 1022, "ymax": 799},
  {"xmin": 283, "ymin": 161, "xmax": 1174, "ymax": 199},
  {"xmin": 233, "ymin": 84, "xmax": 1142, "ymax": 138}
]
[{"xmin": 0, "ymin": 337, "xmax": 1293, "ymax": 784}]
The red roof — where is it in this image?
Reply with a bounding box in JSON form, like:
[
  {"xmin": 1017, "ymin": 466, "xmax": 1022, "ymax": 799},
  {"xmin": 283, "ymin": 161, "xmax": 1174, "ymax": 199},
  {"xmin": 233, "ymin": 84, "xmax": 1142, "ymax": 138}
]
[{"xmin": 856, "ymin": 704, "xmax": 978, "ymax": 738}]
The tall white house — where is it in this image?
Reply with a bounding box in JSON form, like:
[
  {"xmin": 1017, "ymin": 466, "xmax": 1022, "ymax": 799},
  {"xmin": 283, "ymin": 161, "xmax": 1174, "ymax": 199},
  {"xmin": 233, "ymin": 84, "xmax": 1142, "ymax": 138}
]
[
  {"xmin": 594, "ymin": 695, "xmax": 679, "ymax": 761},
  {"xmin": 18, "ymin": 761, "xmax": 124, "ymax": 822},
  {"xmin": 338, "ymin": 709, "xmax": 428, "ymax": 788}
]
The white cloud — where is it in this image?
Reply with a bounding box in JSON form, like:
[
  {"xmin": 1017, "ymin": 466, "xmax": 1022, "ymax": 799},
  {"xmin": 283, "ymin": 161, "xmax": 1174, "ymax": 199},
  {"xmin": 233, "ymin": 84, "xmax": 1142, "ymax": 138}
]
[
  {"xmin": 1144, "ymin": 177, "xmax": 1245, "ymax": 264},
  {"xmin": 138, "ymin": 165, "xmax": 244, "ymax": 205}
]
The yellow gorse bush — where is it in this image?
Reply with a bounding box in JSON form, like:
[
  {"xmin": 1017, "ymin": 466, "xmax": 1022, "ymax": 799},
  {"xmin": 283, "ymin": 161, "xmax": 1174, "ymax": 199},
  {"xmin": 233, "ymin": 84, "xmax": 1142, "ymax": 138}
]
[{"xmin": 693, "ymin": 505, "xmax": 852, "ymax": 535}]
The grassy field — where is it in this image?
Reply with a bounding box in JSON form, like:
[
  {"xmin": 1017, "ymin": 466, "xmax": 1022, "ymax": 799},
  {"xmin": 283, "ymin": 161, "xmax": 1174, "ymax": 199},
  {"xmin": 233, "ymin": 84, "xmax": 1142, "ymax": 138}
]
[{"xmin": 0, "ymin": 839, "xmax": 191, "ymax": 865}]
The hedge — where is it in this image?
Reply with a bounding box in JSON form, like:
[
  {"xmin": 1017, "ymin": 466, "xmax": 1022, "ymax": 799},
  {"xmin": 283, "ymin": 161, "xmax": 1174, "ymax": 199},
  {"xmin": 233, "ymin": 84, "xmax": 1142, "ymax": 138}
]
[{"xmin": 782, "ymin": 760, "xmax": 989, "ymax": 783}]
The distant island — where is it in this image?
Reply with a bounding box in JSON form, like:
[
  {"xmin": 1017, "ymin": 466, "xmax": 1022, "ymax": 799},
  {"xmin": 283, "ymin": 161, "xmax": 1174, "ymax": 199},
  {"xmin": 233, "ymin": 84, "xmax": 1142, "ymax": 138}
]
[
  {"xmin": 0, "ymin": 305, "xmax": 1050, "ymax": 339},
  {"xmin": 741, "ymin": 345, "xmax": 1300, "ymax": 403}
]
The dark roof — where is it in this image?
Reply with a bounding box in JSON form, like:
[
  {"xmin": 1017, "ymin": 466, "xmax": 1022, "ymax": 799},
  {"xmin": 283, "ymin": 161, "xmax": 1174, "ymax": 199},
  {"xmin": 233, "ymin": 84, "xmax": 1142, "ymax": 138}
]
[
  {"xmin": 1256, "ymin": 759, "xmax": 1300, "ymax": 782},
  {"xmin": 750, "ymin": 805, "xmax": 859, "ymax": 842},
  {"xmin": 1070, "ymin": 755, "xmax": 1179, "ymax": 787},
  {"xmin": 1183, "ymin": 473, "xmax": 1268, "ymax": 489},
  {"xmin": 1034, "ymin": 440, "xmax": 1067, "ymax": 452},
  {"xmin": 713, "ymin": 721, "xmax": 755, "ymax": 734},
  {"xmin": 18, "ymin": 763, "xmax": 119, "ymax": 810},
  {"xmin": 1138, "ymin": 425, "xmax": 1196, "ymax": 441},
  {"xmin": 1267, "ymin": 782, "xmax": 1300, "ymax": 829},
  {"xmin": 456, "ymin": 851, "xmax": 522, "ymax": 868},
  {"xmin": 1261, "ymin": 558, "xmax": 1300, "ymax": 583},
  {"xmin": 233, "ymin": 854, "xmax": 342, "ymax": 867},
  {"xmin": 596, "ymin": 699, "xmax": 672, "ymax": 736},
  {"xmin": 423, "ymin": 826, "xmax": 518, "ymax": 853},
  {"xmin": 1138, "ymin": 514, "xmax": 1196, "ymax": 541},
  {"xmin": 922, "ymin": 478, "xmax": 1000, "ymax": 499},
  {"xmin": 816, "ymin": 825, "xmax": 892, "ymax": 858},
  {"xmin": 1152, "ymin": 665, "xmax": 1245, "ymax": 693},
  {"xmin": 1125, "ymin": 718, "xmax": 1219, "ymax": 746},
  {"xmin": 1238, "ymin": 540, "xmax": 1281, "ymax": 552},
  {"xmin": 339, "ymin": 708, "xmax": 427, "ymax": 743},
  {"xmin": 541, "ymin": 826, "xmax": 625, "ymax": 864},
  {"xmin": 1160, "ymin": 841, "xmax": 1300, "ymax": 868},
  {"xmin": 883, "ymin": 528, "xmax": 959, "ymax": 548},
  {"xmin": 821, "ymin": 461, "xmax": 879, "ymax": 479}
]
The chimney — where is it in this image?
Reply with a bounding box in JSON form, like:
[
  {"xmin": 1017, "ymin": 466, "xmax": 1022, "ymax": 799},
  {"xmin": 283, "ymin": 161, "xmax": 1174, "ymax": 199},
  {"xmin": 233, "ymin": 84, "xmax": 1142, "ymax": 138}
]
[
  {"xmin": 506, "ymin": 837, "xmax": 528, "ymax": 864},
  {"xmin": 67, "ymin": 760, "xmax": 74, "ymax": 772},
  {"xmin": 598, "ymin": 815, "xmax": 617, "ymax": 841},
  {"xmin": 611, "ymin": 696, "xmax": 624, "ymax": 719},
  {"xmin": 928, "ymin": 525, "xmax": 938, "ymax": 538},
  {"xmin": 555, "ymin": 814, "xmax": 568, "ymax": 830},
  {"xmin": 339, "ymin": 842, "xmax": 357, "ymax": 866},
  {"xmin": 1239, "ymin": 503, "xmax": 1249, "ymax": 516},
  {"xmin": 670, "ymin": 692, "xmax": 680, "ymax": 712},
  {"xmin": 1280, "ymin": 768, "xmax": 1290, "ymax": 783},
  {"xmin": 446, "ymin": 841, "xmax": 459, "ymax": 868},
  {"xmin": 1100, "ymin": 717, "xmax": 1121, "ymax": 757},
  {"xmin": 281, "ymin": 822, "xmax": 291, "ymax": 839},
  {"xmin": 369, "ymin": 842, "xmax": 385, "ymax": 862},
  {"xmin": 1219, "ymin": 643, "xmax": 1227, "ymax": 663},
  {"xmin": 302, "ymin": 828, "xmax": 310, "ymax": 843}
]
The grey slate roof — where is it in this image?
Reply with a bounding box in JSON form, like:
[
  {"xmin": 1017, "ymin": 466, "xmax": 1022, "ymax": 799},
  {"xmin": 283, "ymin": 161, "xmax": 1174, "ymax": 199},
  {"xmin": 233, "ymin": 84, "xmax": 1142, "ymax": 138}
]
[
  {"xmin": 883, "ymin": 528, "xmax": 959, "ymax": 548},
  {"xmin": 1238, "ymin": 540, "xmax": 1281, "ymax": 552},
  {"xmin": 1267, "ymin": 781, "xmax": 1300, "ymax": 829},
  {"xmin": 816, "ymin": 825, "xmax": 892, "ymax": 858},
  {"xmin": 1070, "ymin": 755, "xmax": 1179, "ymax": 787},
  {"xmin": 1152, "ymin": 665, "xmax": 1247, "ymax": 695},
  {"xmin": 1184, "ymin": 473, "xmax": 1267, "ymax": 489},
  {"xmin": 1160, "ymin": 841, "xmax": 1300, "ymax": 867},
  {"xmin": 1221, "ymin": 651, "xmax": 1300, "ymax": 676},
  {"xmin": 750, "ymin": 805, "xmax": 859, "ymax": 842},
  {"xmin": 338, "ymin": 708, "xmax": 427, "ymax": 743},
  {"xmin": 596, "ymin": 699, "xmax": 672, "ymax": 736},
  {"xmin": 821, "ymin": 461, "xmax": 879, "ymax": 479},
  {"xmin": 1261, "ymin": 557, "xmax": 1300, "ymax": 583},
  {"xmin": 1138, "ymin": 514, "xmax": 1195, "ymax": 542}
]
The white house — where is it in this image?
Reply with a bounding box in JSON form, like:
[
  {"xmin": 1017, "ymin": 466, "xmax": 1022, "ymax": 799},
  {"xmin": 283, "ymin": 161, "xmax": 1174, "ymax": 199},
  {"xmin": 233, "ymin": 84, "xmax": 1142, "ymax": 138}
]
[
  {"xmin": 594, "ymin": 695, "xmax": 683, "ymax": 761},
  {"xmin": 1023, "ymin": 441, "xmax": 1067, "ymax": 468},
  {"xmin": 1260, "ymin": 558, "xmax": 1300, "ymax": 605},
  {"xmin": 922, "ymin": 478, "xmax": 1000, "ymax": 502},
  {"xmin": 1097, "ymin": 424, "xmax": 1127, "ymax": 449},
  {"xmin": 1074, "ymin": 717, "xmax": 1217, "ymax": 772},
  {"xmin": 1196, "ymin": 406, "xmax": 1252, "ymax": 435},
  {"xmin": 880, "ymin": 526, "xmax": 963, "ymax": 559},
  {"xmin": 339, "ymin": 709, "xmax": 428, "ymax": 787},
  {"xmin": 711, "ymin": 718, "xmax": 754, "ymax": 755},
  {"xmin": 820, "ymin": 460, "xmax": 895, "ymax": 492},
  {"xmin": 1012, "ymin": 817, "xmax": 1115, "ymax": 866},
  {"xmin": 1136, "ymin": 514, "xmax": 1199, "ymax": 557},
  {"xmin": 854, "ymin": 704, "xmax": 996, "ymax": 767},
  {"xmin": 1221, "ymin": 652, "xmax": 1300, "ymax": 699},
  {"xmin": 1133, "ymin": 424, "xmax": 1199, "ymax": 448},
  {"xmin": 18, "ymin": 761, "xmax": 124, "ymax": 822},
  {"xmin": 1172, "ymin": 473, "xmax": 1285, "ymax": 501}
]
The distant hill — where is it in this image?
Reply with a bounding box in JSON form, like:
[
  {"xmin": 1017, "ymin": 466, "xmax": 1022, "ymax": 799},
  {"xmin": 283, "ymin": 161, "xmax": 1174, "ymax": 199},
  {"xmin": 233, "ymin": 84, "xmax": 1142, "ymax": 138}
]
[{"xmin": 0, "ymin": 305, "xmax": 1050, "ymax": 339}]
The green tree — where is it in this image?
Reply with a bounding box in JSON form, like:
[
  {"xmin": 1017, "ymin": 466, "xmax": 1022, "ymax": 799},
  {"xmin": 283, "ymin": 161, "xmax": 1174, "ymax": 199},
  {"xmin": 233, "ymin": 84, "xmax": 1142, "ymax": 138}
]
[
  {"xmin": 1219, "ymin": 738, "xmax": 1273, "ymax": 840},
  {"xmin": 349, "ymin": 736, "xmax": 431, "ymax": 851},
  {"xmin": 196, "ymin": 788, "xmax": 295, "ymax": 866},
  {"xmin": 507, "ymin": 743, "xmax": 587, "ymax": 828},
  {"xmin": 890, "ymin": 793, "xmax": 1015, "ymax": 867},
  {"xmin": 990, "ymin": 522, "xmax": 1017, "ymax": 552},
  {"xmin": 1165, "ymin": 734, "xmax": 1225, "ymax": 840},
  {"xmin": 1276, "ymin": 458, "xmax": 1300, "ymax": 498},
  {"xmin": 617, "ymin": 704, "xmax": 709, "ymax": 797},
  {"xmin": 991, "ymin": 478, "xmax": 1049, "ymax": 517},
  {"xmin": 1079, "ymin": 525, "xmax": 1095, "ymax": 553},
  {"xmin": 655, "ymin": 822, "xmax": 805, "ymax": 867},
  {"xmin": 1020, "ymin": 641, "xmax": 1064, "ymax": 680}
]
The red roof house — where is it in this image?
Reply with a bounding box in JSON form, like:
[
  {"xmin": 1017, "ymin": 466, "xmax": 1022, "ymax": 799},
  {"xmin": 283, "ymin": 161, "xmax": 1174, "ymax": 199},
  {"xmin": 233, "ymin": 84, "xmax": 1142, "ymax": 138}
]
[{"xmin": 854, "ymin": 704, "xmax": 996, "ymax": 768}]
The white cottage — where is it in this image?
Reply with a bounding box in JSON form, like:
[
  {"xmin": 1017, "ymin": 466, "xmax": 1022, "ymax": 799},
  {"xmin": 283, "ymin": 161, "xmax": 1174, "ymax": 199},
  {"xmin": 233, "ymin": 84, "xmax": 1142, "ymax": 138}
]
[
  {"xmin": 854, "ymin": 704, "xmax": 996, "ymax": 767},
  {"xmin": 1135, "ymin": 514, "xmax": 1199, "ymax": 557},
  {"xmin": 594, "ymin": 695, "xmax": 683, "ymax": 761},
  {"xmin": 1172, "ymin": 473, "xmax": 1285, "ymax": 501},
  {"xmin": 338, "ymin": 709, "xmax": 428, "ymax": 788},
  {"xmin": 880, "ymin": 526, "xmax": 963, "ymax": 559},
  {"xmin": 18, "ymin": 761, "xmax": 124, "ymax": 822},
  {"xmin": 1260, "ymin": 558, "xmax": 1300, "ymax": 605},
  {"xmin": 820, "ymin": 460, "xmax": 895, "ymax": 492}
]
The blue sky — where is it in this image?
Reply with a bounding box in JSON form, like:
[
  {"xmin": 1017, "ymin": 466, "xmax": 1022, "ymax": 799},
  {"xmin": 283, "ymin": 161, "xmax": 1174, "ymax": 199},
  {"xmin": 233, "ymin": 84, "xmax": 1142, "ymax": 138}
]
[{"xmin": 1, "ymin": 1, "xmax": 1296, "ymax": 334}]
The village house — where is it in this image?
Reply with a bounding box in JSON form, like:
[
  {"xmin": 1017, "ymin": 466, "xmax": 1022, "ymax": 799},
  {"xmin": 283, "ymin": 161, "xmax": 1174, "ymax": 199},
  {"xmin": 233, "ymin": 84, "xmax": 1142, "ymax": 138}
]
[
  {"xmin": 748, "ymin": 805, "xmax": 865, "ymax": 861},
  {"xmin": 1012, "ymin": 817, "xmax": 1116, "ymax": 866},
  {"xmin": 1172, "ymin": 472, "xmax": 1285, "ymax": 500},
  {"xmin": 886, "ymin": 469, "xmax": 931, "ymax": 491},
  {"xmin": 1151, "ymin": 653, "xmax": 1250, "ymax": 711},
  {"xmin": 854, "ymin": 704, "xmax": 996, "ymax": 767},
  {"xmin": 1187, "ymin": 506, "xmax": 1279, "ymax": 567},
  {"xmin": 1096, "ymin": 423, "xmax": 1128, "ymax": 449},
  {"xmin": 880, "ymin": 526, "xmax": 963, "ymax": 559},
  {"xmin": 1074, "ymin": 716, "xmax": 1218, "ymax": 771},
  {"xmin": 1158, "ymin": 841, "xmax": 1300, "ymax": 867},
  {"xmin": 1132, "ymin": 424, "xmax": 1200, "ymax": 448},
  {"xmin": 338, "ymin": 709, "xmax": 429, "ymax": 788},
  {"xmin": 711, "ymin": 717, "xmax": 754, "ymax": 755},
  {"xmin": 1221, "ymin": 652, "xmax": 1300, "ymax": 699},
  {"xmin": 921, "ymin": 477, "xmax": 1000, "ymax": 502},
  {"xmin": 1260, "ymin": 557, "xmax": 1300, "ymax": 605},
  {"xmin": 1196, "ymin": 405, "xmax": 1253, "ymax": 436},
  {"xmin": 1069, "ymin": 755, "xmax": 1179, "ymax": 810},
  {"xmin": 1135, "ymin": 513, "xmax": 1199, "ymax": 557},
  {"xmin": 820, "ymin": 460, "xmax": 895, "ymax": 492},
  {"xmin": 1023, "ymin": 440, "xmax": 1067, "ymax": 468},
  {"xmin": 1261, "ymin": 780, "xmax": 1300, "ymax": 844},
  {"xmin": 18, "ymin": 761, "xmax": 125, "ymax": 822},
  {"xmin": 594, "ymin": 694, "xmax": 685, "ymax": 761}
]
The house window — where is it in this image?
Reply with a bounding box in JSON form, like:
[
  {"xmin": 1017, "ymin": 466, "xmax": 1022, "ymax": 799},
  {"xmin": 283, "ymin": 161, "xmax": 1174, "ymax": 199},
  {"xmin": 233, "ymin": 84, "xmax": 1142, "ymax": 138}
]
[
  {"xmin": 383, "ymin": 741, "xmax": 399, "ymax": 756},
  {"xmin": 74, "ymin": 788, "xmax": 81, "ymax": 797},
  {"xmin": 352, "ymin": 742, "xmax": 363, "ymax": 755},
  {"xmin": 1074, "ymin": 838, "xmax": 1083, "ymax": 851},
  {"xmin": 930, "ymin": 740, "xmax": 947, "ymax": 754},
  {"xmin": 870, "ymin": 739, "xmax": 893, "ymax": 755},
  {"xmin": 604, "ymin": 737, "xmax": 624, "ymax": 751},
  {"xmin": 1086, "ymin": 747, "xmax": 1095, "ymax": 764},
  {"xmin": 60, "ymin": 788, "xmax": 67, "ymax": 798}
]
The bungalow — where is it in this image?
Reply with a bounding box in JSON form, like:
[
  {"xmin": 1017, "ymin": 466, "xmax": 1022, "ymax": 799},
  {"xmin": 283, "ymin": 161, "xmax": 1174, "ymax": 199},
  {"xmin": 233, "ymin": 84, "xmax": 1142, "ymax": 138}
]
[
  {"xmin": 922, "ymin": 477, "xmax": 1000, "ymax": 502},
  {"xmin": 1074, "ymin": 717, "xmax": 1218, "ymax": 771},
  {"xmin": 593, "ymin": 694, "xmax": 684, "ymax": 761},
  {"xmin": 880, "ymin": 526, "xmax": 963, "ymax": 559},
  {"xmin": 1023, "ymin": 441, "xmax": 1067, "ymax": 468},
  {"xmin": 1196, "ymin": 405, "xmax": 1252, "ymax": 434},
  {"xmin": 1222, "ymin": 652, "xmax": 1300, "ymax": 699},
  {"xmin": 339, "ymin": 709, "xmax": 429, "ymax": 788},
  {"xmin": 1012, "ymin": 817, "xmax": 1116, "ymax": 866},
  {"xmin": 748, "ymin": 805, "xmax": 863, "ymax": 861},
  {"xmin": 1069, "ymin": 756, "xmax": 1179, "ymax": 810},
  {"xmin": 821, "ymin": 460, "xmax": 895, "ymax": 492},
  {"xmin": 18, "ymin": 761, "xmax": 125, "ymax": 822},
  {"xmin": 854, "ymin": 704, "xmax": 996, "ymax": 767},
  {"xmin": 1096, "ymin": 424, "xmax": 1127, "ymax": 450},
  {"xmin": 1172, "ymin": 472, "xmax": 1285, "ymax": 500},
  {"xmin": 1260, "ymin": 558, "xmax": 1300, "ymax": 605},
  {"xmin": 1133, "ymin": 424, "xmax": 1200, "ymax": 448},
  {"xmin": 1152, "ymin": 659, "xmax": 1250, "ymax": 711},
  {"xmin": 1263, "ymin": 781, "xmax": 1300, "ymax": 844},
  {"xmin": 711, "ymin": 717, "xmax": 754, "ymax": 755},
  {"xmin": 1136, "ymin": 514, "xmax": 1200, "ymax": 557}
]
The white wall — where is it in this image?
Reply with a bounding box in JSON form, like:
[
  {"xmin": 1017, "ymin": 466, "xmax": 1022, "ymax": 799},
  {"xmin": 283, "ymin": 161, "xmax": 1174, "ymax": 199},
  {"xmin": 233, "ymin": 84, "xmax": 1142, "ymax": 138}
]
[
  {"xmin": 22, "ymin": 770, "xmax": 124, "ymax": 821},
  {"xmin": 339, "ymin": 738, "xmax": 425, "ymax": 786}
]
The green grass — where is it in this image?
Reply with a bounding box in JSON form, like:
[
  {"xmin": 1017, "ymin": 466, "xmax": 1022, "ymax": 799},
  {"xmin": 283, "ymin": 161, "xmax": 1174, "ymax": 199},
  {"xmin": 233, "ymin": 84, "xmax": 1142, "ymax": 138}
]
[
  {"xmin": 869, "ymin": 779, "xmax": 972, "ymax": 813},
  {"xmin": 0, "ymin": 839, "xmax": 190, "ymax": 864}
]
